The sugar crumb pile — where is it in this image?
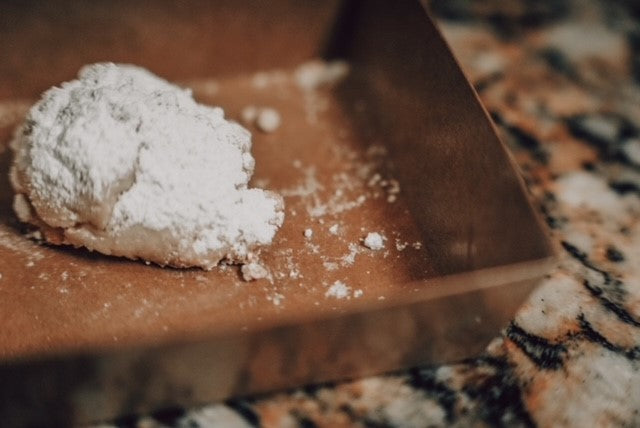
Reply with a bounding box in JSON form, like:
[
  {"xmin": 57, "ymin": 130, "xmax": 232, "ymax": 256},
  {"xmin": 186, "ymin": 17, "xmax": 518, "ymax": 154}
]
[
  {"xmin": 325, "ymin": 280, "xmax": 351, "ymax": 299},
  {"xmin": 324, "ymin": 280, "xmax": 364, "ymax": 300},
  {"xmin": 223, "ymin": 58, "xmax": 429, "ymax": 302},
  {"xmin": 294, "ymin": 60, "xmax": 350, "ymax": 91},
  {"xmin": 255, "ymin": 108, "xmax": 281, "ymax": 133},
  {"xmin": 241, "ymin": 261, "xmax": 270, "ymax": 282},
  {"xmin": 241, "ymin": 105, "xmax": 281, "ymax": 133},
  {"xmin": 363, "ymin": 232, "xmax": 386, "ymax": 250},
  {"xmin": 10, "ymin": 63, "xmax": 284, "ymax": 270}
]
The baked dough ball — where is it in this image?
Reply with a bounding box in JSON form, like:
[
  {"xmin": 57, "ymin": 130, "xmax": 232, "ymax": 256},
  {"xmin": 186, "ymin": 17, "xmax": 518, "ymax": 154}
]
[{"xmin": 10, "ymin": 63, "xmax": 284, "ymax": 269}]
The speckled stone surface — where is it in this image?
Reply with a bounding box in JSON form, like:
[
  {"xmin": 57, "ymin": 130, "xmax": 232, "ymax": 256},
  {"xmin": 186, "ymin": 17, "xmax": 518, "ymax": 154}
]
[{"xmin": 100, "ymin": 1, "xmax": 640, "ymax": 427}]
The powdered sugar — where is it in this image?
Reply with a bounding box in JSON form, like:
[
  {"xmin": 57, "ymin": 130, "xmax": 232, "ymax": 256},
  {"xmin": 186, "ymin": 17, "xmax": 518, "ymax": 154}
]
[
  {"xmin": 241, "ymin": 105, "xmax": 282, "ymax": 133},
  {"xmin": 294, "ymin": 60, "xmax": 350, "ymax": 91},
  {"xmin": 2, "ymin": 60, "xmax": 431, "ymax": 313},
  {"xmin": 363, "ymin": 232, "xmax": 385, "ymax": 250},
  {"xmin": 241, "ymin": 261, "xmax": 270, "ymax": 282},
  {"xmin": 255, "ymin": 108, "xmax": 281, "ymax": 133},
  {"xmin": 324, "ymin": 281, "xmax": 364, "ymax": 300},
  {"xmin": 325, "ymin": 280, "xmax": 351, "ymax": 299},
  {"xmin": 10, "ymin": 63, "xmax": 284, "ymax": 269}
]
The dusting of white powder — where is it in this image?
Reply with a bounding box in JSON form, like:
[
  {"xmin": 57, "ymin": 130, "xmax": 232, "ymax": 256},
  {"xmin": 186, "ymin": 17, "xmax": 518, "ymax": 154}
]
[
  {"xmin": 255, "ymin": 108, "xmax": 281, "ymax": 133},
  {"xmin": 267, "ymin": 292, "xmax": 285, "ymax": 306},
  {"xmin": 240, "ymin": 261, "xmax": 269, "ymax": 282},
  {"xmin": 294, "ymin": 60, "xmax": 350, "ymax": 90},
  {"xmin": 10, "ymin": 63, "xmax": 284, "ymax": 269},
  {"xmin": 325, "ymin": 280, "xmax": 350, "ymax": 299},
  {"xmin": 241, "ymin": 105, "xmax": 281, "ymax": 133},
  {"xmin": 363, "ymin": 232, "xmax": 385, "ymax": 250}
]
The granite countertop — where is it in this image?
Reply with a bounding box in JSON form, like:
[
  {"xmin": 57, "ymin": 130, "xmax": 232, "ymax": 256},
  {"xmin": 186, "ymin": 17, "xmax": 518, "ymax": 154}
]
[{"xmin": 107, "ymin": 1, "xmax": 640, "ymax": 427}]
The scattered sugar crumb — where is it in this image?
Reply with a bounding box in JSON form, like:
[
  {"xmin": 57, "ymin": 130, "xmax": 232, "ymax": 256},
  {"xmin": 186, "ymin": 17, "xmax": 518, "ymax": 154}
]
[
  {"xmin": 267, "ymin": 293, "xmax": 285, "ymax": 306},
  {"xmin": 304, "ymin": 228, "xmax": 313, "ymax": 238},
  {"xmin": 363, "ymin": 232, "xmax": 386, "ymax": 250},
  {"xmin": 60, "ymin": 271, "xmax": 69, "ymax": 281},
  {"xmin": 280, "ymin": 165, "xmax": 323, "ymax": 198},
  {"xmin": 387, "ymin": 179, "xmax": 401, "ymax": 194},
  {"xmin": 289, "ymin": 269, "xmax": 301, "ymax": 279},
  {"xmin": 325, "ymin": 280, "xmax": 351, "ymax": 299},
  {"xmin": 241, "ymin": 262, "xmax": 269, "ymax": 282},
  {"xmin": 240, "ymin": 105, "xmax": 281, "ymax": 133},
  {"xmin": 378, "ymin": 296, "xmax": 386, "ymax": 300},
  {"xmin": 368, "ymin": 173, "xmax": 382, "ymax": 187},
  {"xmin": 396, "ymin": 239, "xmax": 408, "ymax": 251},
  {"xmin": 329, "ymin": 224, "xmax": 339, "ymax": 235},
  {"xmin": 323, "ymin": 261, "xmax": 339, "ymax": 271},
  {"xmin": 354, "ymin": 289, "xmax": 363, "ymax": 298},
  {"xmin": 342, "ymin": 243, "xmax": 361, "ymax": 265},
  {"xmin": 256, "ymin": 107, "xmax": 281, "ymax": 133},
  {"xmin": 294, "ymin": 60, "xmax": 350, "ymax": 90},
  {"xmin": 240, "ymin": 105, "xmax": 259, "ymax": 125},
  {"xmin": 306, "ymin": 242, "xmax": 321, "ymax": 254},
  {"xmin": 413, "ymin": 241, "xmax": 423, "ymax": 250}
]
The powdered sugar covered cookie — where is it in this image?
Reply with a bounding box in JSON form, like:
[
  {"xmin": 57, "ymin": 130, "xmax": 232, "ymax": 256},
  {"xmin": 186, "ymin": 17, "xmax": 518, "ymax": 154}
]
[{"xmin": 10, "ymin": 63, "xmax": 284, "ymax": 269}]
